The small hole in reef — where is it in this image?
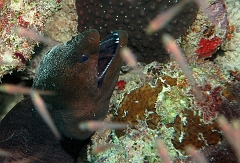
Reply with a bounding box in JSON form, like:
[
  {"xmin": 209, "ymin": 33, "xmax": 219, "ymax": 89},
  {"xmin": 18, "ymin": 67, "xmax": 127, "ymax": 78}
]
[{"xmin": 205, "ymin": 49, "xmax": 225, "ymax": 62}]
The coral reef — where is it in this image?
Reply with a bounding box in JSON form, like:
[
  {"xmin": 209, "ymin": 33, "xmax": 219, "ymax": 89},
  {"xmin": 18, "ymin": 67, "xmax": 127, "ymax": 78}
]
[
  {"xmin": 195, "ymin": 0, "xmax": 229, "ymax": 58},
  {"xmin": 0, "ymin": 0, "xmax": 78, "ymax": 80},
  {"xmin": 167, "ymin": 109, "xmax": 220, "ymax": 151},
  {"xmin": 0, "ymin": 0, "xmax": 62, "ymax": 79},
  {"xmin": 61, "ymin": 0, "xmax": 240, "ymax": 160},
  {"xmin": 218, "ymin": 83, "xmax": 240, "ymax": 122},
  {"xmin": 75, "ymin": 0, "xmax": 198, "ymax": 63},
  {"xmin": 181, "ymin": 0, "xmax": 229, "ymax": 59},
  {"xmin": 44, "ymin": 0, "xmax": 78, "ymax": 42},
  {"xmin": 115, "ymin": 79, "xmax": 162, "ymax": 133},
  {"xmin": 200, "ymin": 83, "xmax": 240, "ymax": 163},
  {"xmin": 202, "ymin": 140, "xmax": 237, "ymax": 163},
  {"xmin": 22, "ymin": 0, "xmax": 78, "ymax": 80},
  {"xmin": 88, "ymin": 57, "xmax": 233, "ymax": 162},
  {"xmin": 215, "ymin": 0, "xmax": 240, "ymax": 73},
  {"xmin": 1, "ymin": 0, "xmax": 240, "ymax": 162},
  {"xmin": 196, "ymin": 36, "xmax": 223, "ymax": 58},
  {"xmin": 198, "ymin": 85, "xmax": 224, "ymax": 122},
  {"xmin": 115, "ymin": 80, "xmax": 127, "ymax": 91}
]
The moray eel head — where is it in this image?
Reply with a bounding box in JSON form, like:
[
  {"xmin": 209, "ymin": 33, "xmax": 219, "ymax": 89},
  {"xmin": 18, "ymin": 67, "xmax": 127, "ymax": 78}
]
[{"xmin": 33, "ymin": 29, "xmax": 128, "ymax": 140}]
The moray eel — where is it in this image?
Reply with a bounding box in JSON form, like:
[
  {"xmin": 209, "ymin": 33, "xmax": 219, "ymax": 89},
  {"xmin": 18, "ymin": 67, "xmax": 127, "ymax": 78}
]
[{"xmin": 0, "ymin": 29, "xmax": 128, "ymax": 162}]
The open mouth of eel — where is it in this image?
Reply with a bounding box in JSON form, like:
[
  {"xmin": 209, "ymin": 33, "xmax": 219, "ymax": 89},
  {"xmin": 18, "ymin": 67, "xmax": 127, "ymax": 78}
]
[{"xmin": 97, "ymin": 32, "xmax": 120, "ymax": 88}]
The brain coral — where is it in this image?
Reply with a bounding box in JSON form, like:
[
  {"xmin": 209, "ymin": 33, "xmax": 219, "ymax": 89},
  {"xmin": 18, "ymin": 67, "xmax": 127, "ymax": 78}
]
[{"xmin": 75, "ymin": 0, "xmax": 198, "ymax": 63}]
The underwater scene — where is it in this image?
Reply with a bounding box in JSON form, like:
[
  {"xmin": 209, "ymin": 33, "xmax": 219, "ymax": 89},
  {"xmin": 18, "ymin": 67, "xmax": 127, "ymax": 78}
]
[{"xmin": 0, "ymin": 0, "xmax": 240, "ymax": 162}]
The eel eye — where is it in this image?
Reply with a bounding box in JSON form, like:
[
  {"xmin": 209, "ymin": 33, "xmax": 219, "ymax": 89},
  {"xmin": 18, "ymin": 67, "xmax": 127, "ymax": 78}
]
[{"xmin": 79, "ymin": 54, "xmax": 89, "ymax": 63}]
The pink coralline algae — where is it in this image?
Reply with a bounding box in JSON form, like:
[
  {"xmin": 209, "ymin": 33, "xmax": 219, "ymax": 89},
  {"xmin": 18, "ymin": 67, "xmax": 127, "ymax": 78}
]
[
  {"xmin": 14, "ymin": 52, "xmax": 26, "ymax": 64},
  {"xmin": 115, "ymin": 80, "xmax": 126, "ymax": 90},
  {"xmin": 196, "ymin": 36, "xmax": 223, "ymax": 58},
  {"xmin": 0, "ymin": 0, "xmax": 4, "ymax": 9},
  {"xmin": 198, "ymin": 85, "xmax": 223, "ymax": 122},
  {"xmin": 196, "ymin": 0, "xmax": 229, "ymax": 58},
  {"xmin": 207, "ymin": 0, "xmax": 229, "ymax": 30},
  {"xmin": 201, "ymin": 83, "xmax": 240, "ymax": 163}
]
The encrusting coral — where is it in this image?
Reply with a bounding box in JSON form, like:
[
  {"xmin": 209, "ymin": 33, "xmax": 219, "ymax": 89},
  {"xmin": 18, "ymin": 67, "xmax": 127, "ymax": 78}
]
[
  {"xmin": 115, "ymin": 69, "xmax": 221, "ymax": 154},
  {"xmin": 115, "ymin": 79, "xmax": 163, "ymax": 133},
  {"xmin": 167, "ymin": 109, "xmax": 221, "ymax": 151}
]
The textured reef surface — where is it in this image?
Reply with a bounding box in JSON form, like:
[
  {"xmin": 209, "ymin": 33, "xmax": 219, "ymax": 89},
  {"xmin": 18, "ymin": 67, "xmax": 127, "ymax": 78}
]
[
  {"xmin": 0, "ymin": 0, "xmax": 77, "ymax": 80},
  {"xmin": 1, "ymin": 0, "xmax": 240, "ymax": 162},
  {"xmin": 85, "ymin": 0, "xmax": 240, "ymax": 162},
  {"xmin": 0, "ymin": 0, "xmax": 62, "ymax": 78},
  {"xmin": 75, "ymin": 0, "xmax": 198, "ymax": 63}
]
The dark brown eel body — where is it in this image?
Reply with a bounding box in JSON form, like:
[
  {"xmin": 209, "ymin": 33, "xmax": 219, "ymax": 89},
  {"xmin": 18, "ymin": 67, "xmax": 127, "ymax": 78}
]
[{"xmin": 0, "ymin": 29, "xmax": 128, "ymax": 162}]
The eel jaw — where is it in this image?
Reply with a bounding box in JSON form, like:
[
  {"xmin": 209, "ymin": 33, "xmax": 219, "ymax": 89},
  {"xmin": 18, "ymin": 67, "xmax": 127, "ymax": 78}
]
[{"xmin": 97, "ymin": 32, "xmax": 120, "ymax": 88}]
